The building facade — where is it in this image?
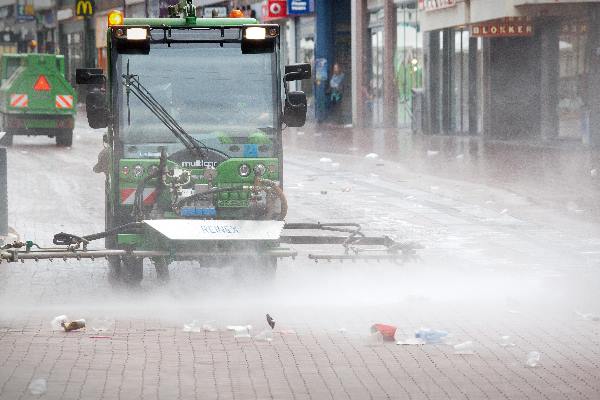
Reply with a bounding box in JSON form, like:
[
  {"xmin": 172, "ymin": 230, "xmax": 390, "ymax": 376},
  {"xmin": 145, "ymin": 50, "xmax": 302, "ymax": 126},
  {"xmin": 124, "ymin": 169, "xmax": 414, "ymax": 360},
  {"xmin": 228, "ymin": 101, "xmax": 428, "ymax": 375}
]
[{"xmin": 419, "ymin": 0, "xmax": 600, "ymax": 145}]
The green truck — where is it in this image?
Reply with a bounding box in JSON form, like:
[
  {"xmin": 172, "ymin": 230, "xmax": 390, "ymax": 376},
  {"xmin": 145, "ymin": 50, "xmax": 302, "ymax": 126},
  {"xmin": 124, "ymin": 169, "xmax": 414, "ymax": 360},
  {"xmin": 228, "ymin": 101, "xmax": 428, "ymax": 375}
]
[
  {"xmin": 0, "ymin": 53, "xmax": 76, "ymax": 146},
  {"xmin": 0, "ymin": 5, "xmax": 417, "ymax": 285}
]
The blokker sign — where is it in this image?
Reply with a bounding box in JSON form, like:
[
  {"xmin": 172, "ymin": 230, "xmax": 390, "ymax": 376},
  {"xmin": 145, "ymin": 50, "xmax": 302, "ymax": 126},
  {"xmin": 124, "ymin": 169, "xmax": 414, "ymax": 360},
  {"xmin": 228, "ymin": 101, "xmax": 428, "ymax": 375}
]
[{"xmin": 471, "ymin": 18, "xmax": 534, "ymax": 37}]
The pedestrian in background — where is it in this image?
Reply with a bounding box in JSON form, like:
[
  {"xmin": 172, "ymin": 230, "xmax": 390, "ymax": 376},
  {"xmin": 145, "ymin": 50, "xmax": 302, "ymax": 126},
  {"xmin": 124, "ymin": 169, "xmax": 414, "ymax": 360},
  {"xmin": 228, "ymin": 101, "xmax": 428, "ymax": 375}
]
[{"xmin": 328, "ymin": 63, "xmax": 345, "ymax": 124}]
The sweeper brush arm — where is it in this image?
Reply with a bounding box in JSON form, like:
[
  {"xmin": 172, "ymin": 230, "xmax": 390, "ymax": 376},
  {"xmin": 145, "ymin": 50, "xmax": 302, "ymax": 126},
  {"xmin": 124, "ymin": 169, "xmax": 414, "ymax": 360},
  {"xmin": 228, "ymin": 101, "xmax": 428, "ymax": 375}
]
[{"xmin": 0, "ymin": 221, "xmax": 421, "ymax": 264}]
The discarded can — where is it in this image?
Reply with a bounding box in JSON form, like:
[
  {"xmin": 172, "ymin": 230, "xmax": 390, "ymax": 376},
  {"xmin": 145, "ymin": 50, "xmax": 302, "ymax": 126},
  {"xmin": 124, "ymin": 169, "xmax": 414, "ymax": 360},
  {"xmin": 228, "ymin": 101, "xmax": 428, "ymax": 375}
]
[{"xmin": 62, "ymin": 319, "xmax": 86, "ymax": 332}]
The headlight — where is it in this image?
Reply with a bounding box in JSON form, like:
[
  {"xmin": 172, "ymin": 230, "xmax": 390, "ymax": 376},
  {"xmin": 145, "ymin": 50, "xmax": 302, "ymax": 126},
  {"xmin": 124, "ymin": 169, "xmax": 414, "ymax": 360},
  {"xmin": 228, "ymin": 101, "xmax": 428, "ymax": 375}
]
[
  {"xmin": 126, "ymin": 28, "xmax": 147, "ymax": 40},
  {"xmin": 239, "ymin": 164, "xmax": 251, "ymax": 177},
  {"xmin": 133, "ymin": 165, "xmax": 144, "ymax": 177},
  {"xmin": 253, "ymin": 163, "xmax": 266, "ymax": 177},
  {"xmin": 245, "ymin": 27, "xmax": 266, "ymax": 40}
]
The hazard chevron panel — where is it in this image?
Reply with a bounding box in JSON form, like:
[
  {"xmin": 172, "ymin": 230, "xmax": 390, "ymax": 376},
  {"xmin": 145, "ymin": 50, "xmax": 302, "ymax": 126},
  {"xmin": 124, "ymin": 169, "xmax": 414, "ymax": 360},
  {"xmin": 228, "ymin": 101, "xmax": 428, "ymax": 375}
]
[
  {"xmin": 120, "ymin": 188, "xmax": 158, "ymax": 205},
  {"xmin": 55, "ymin": 95, "xmax": 74, "ymax": 109},
  {"xmin": 10, "ymin": 94, "xmax": 28, "ymax": 108}
]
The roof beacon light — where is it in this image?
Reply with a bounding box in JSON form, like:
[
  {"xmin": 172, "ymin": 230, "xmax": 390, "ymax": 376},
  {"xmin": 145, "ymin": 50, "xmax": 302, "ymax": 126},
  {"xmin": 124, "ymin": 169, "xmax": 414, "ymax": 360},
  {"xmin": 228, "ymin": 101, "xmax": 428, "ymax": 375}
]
[
  {"xmin": 245, "ymin": 27, "xmax": 266, "ymax": 40},
  {"xmin": 229, "ymin": 9, "xmax": 244, "ymax": 18},
  {"xmin": 126, "ymin": 28, "xmax": 147, "ymax": 40},
  {"xmin": 108, "ymin": 10, "xmax": 124, "ymax": 26}
]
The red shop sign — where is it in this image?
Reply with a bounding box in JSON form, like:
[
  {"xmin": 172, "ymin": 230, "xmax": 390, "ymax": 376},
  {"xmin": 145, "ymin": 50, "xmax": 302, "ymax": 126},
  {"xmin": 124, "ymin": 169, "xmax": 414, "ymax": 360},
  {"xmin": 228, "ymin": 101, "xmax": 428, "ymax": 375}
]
[
  {"xmin": 262, "ymin": 0, "xmax": 287, "ymax": 20},
  {"xmin": 471, "ymin": 17, "xmax": 534, "ymax": 37}
]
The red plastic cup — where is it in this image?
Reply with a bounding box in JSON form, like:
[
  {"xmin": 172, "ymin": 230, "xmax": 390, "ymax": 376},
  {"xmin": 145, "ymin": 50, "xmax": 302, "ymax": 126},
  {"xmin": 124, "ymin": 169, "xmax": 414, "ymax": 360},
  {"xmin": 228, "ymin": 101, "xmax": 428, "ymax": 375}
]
[{"xmin": 370, "ymin": 324, "xmax": 397, "ymax": 341}]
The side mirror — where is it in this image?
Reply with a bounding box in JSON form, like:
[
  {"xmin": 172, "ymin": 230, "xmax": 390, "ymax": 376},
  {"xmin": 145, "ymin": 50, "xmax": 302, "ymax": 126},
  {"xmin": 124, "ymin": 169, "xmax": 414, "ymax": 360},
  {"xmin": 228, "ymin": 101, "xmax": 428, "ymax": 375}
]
[
  {"xmin": 86, "ymin": 88, "xmax": 108, "ymax": 129},
  {"xmin": 283, "ymin": 91, "xmax": 307, "ymax": 127},
  {"xmin": 284, "ymin": 63, "xmax": 311, "ymax": 81},
  {"xmin": 76, "ymin": 68, "xmax": 105, "ymax": 85}
]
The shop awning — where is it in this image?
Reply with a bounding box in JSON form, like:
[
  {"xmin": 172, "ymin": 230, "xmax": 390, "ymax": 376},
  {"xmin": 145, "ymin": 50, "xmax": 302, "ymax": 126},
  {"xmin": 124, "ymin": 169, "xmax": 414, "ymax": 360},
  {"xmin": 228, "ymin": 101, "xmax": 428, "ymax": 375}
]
[{"xmin": 421, "ymin": 1, "xmax": 469, "ymax": 31}]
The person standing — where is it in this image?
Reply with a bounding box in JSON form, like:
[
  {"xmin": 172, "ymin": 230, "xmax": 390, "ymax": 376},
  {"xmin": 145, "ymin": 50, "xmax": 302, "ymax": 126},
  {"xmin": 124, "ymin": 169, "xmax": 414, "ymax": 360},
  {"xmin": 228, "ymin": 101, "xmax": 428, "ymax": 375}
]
[{"xmin": 328, "ymin": 63, "xmax": 345, "ymax": 124}]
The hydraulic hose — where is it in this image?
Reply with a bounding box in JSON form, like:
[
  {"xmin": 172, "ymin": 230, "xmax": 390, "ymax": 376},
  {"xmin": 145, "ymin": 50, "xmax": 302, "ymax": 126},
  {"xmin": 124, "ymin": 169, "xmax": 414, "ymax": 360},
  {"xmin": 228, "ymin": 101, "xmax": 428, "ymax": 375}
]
[{"xmin": 256, "ymin": 178, "xmax": 287, "ymax": 221}]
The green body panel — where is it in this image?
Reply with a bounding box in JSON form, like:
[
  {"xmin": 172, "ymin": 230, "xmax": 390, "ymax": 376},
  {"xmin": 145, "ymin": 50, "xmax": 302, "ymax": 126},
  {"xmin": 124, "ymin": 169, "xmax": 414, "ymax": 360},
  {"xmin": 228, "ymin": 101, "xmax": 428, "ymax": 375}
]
[
  {"xmin": 117, "ymin": 158, "xmax": 279, "ymax": 210},
  {"xmin": 123, "ymin": 17, "xmax": 258, "ymax": 27},
  {"xmin": 0, "ymin": 53, "xmax": 76, "ymax": 117},
  {"xmin": 102, "ymin": 17, "xmax": 285, "ymax": 254},
  {"xmin": 117, "ymin": 233, "xmax": 145, "ymax": 246}
]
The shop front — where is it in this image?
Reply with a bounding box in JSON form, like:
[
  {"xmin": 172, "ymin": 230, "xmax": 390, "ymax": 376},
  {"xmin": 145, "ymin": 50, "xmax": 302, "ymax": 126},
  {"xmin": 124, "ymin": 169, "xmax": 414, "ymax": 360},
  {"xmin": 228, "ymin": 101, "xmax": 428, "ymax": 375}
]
[
  {"xmin": 58, "ymin": 14, "xmax": 85, "ymax": 84},
  {"xmin": 395, "ymin": 0, "xmax": 422, "ymax": 128}
]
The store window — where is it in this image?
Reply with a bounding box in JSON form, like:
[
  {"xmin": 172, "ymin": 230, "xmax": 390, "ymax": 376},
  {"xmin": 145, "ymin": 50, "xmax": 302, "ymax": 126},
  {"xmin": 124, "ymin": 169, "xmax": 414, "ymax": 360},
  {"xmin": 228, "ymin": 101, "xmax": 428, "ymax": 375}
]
[
  {"xmin": 558, "ymin": 18, "xmax": 588, "ymax": 139},
  {"xmin": 295, "ymin": 16, "xmax": 315, "ymax": 99},
  {"xmin": 65, "ymin": 32, "xmax": 83, "ymax": 84},
  {"xmin": 368, "ymin": 8, "xmax": 384, "ymax": 127},
  {"xmin": 396, "ymin": 3, "xmax": 422, "ymax": 128},
  {"xmin": 450, "ymin": 29, "xmax": 469, "ymax": 134}
]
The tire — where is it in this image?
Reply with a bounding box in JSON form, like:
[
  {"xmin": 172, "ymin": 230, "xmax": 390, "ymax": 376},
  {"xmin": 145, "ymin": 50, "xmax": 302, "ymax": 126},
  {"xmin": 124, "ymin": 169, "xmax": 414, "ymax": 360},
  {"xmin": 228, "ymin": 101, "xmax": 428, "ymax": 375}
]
[
  {"xmin": 104, "ymin": 181, "xmax": 121, "ymax": 286},
  {"xmin": 256, "ymin": 256, "xmax": 278, "ymax": 280},
  {"xmin": 107, "ymin": 256, "xmax": 122, "ymax": 287},
  {"xmin": 233, "ymin": 255, "xmax": 277, "ymax": 282},
  {"xmin": 122, "ymin": 255, "xmax": 144, "ymax": 286},
  {"xmin": 56, "ymin": 129, "xmax": 73, "ymax": 147},
  {"xmin": 0, "ymin": 133, "xmax": 13, "ymax": 146},
  {"xmin": 152, "ymin": 257, "xmax": 170, "ymax": 283}
]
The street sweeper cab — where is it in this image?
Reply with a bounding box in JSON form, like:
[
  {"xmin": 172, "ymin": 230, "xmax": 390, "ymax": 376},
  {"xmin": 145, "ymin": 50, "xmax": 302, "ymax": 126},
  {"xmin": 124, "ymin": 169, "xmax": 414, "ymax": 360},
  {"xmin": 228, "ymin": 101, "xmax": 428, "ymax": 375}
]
[{"xmin": 0, "ymin": 5, "xmax": 419, "ymax": 285}]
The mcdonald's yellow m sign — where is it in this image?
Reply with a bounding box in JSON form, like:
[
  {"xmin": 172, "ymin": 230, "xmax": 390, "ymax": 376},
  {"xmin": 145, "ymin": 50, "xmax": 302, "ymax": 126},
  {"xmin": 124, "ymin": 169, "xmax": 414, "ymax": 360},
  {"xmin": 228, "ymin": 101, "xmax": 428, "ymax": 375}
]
[{"xmin": 76, "ymin": 0, "xmax": 93, "ymax": 16}]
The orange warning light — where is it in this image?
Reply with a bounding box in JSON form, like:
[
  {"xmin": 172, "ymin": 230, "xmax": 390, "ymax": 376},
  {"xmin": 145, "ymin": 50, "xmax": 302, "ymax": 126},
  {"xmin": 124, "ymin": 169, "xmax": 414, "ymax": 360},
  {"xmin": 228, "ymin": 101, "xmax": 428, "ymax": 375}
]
[
  {"xmin": 33, "ymin": 75, "xmax": 51, "ymax": 91},
  {"xmin": 229, "ymin": 9, "xmax": 244, "ymax": 18},
  {"xmin": 108, "ymin": 10, "xmax": 124, "ymax": 26}
]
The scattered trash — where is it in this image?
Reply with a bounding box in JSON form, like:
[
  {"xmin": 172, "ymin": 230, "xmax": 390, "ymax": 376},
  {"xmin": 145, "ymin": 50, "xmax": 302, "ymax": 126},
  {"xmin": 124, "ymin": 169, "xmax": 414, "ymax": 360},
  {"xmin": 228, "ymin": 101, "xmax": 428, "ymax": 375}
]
[
  {"xmin": 227, "ymin": 325, "xmax": 252, "ymax": 338},
  {"xmin": 566, "ymin": 201, "xmax": 584, "ymax": 214},
  {"xmin": 202, "ymin": 323, "xmax": 217, "ymax": 332},
  {"xmin": 62, "ymin": 319, "xmax": 86, "ymax": 332},
  {"xmin": 500, "ymin": 335, "xmax": 516, "ymax": 347},
  {"xmin": 266, "ymin": 314, "xmax": 275, "ymax": 329},
  {"xmin": 89, "ymin": 318, "xmax": 113, "ymax": 332},
  {"xmin": 182, "ymin": 320, "xmax": 202, "ymax": 333},
  {"xmin": 320, "ymin": 190, "xmax": 328, "ymax": 195},
  {"xmin": 426, "ymin": 150, "xmax": 439, "ymax": 157},
  {"xmin": 50, "ymin": 315, "xmax": 68, "ymax": 331},
  {"xmin": 396, "ymin": 337, "xmax": 426, "ymax": 345},
  {"xmin": 591, "ymin": 169, "xmax": 597, "ymax": 177},
  {"xmin": 375, "ymin": 162, "xmax": 385, "ymax": 167},
  {"xmin": 296, "ymin": 131, "xmax": 305, "ymax": 136},
  {"xmin": 89, "ymin": 336, "xmax": 112, "ymax": 339},
  {"xmin": 506, "ymin": 309, "xmax": 521, "ymax": 314},
  {"xmin": 254, "ymin": 330, "xmax": 273, "ymax": 342},
  {"xmin": 184, "ymin": 320, "xmax": 218, "ymax": 332},
  {"xmin": 28, "ymin": 378, "xmax": 47, "ymax": 395},
  {"xmin": 526, "ymin": 351, "xmax": 541, "ymax": 367},
  {"xmin": 456, "ymin": 154, "xmax": 464, "ymax": 160},
  {"xmin": 575, "ymin": 310, "xmax": 600, "ymax": 321},
  {"xmin": 331, "ymin": 162, "xmax": 340, "ymax": 169},
  {"xmin": 415, "ymin": 328, "xmax": 448, "ymax": 344},
  {"xmin": 20, "ymin": 150, "xmax": 28, "ymax": 155},
  {"xmin": 370, "ymin": 324, "xmax": 397, "ymax": 342},
  {"xmin": 279, "ymin": 329, "xmax": 296, "ymax": 335},
  {"xmin": 453, "ymin": 341, "xmax": 474, "ymax": 355},
  {"xmin": 338, "ymin": 328, "xmax": 347, "ymax": 334},
  {"xmin": 500, "ymin": 209, "xmax": 508, "ymax": 215},
  {"xmin": 319, "ymin": 157, "xmax": 332, "ymax": 163},
  {"xmin": 369, "ymin": 173, "xmax": 379, "ymax": 178},
  {"xmin": 365, "ymin": 153, "xmax": 379, "ymax": 159},
  {"xmin": 342, "ymin": 187, "xmax": 352, "ymax": 192},
  {"xmin": 430, "ymin": 186, "xmax": 439, "ymax": 192}
]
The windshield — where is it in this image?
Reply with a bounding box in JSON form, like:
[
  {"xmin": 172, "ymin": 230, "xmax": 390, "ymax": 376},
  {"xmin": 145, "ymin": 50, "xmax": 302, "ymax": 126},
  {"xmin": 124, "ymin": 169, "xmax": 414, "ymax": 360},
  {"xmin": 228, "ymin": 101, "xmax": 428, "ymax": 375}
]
[{"xmin": 113, "ymin": 37, "xmax": 278, "ymax": 147}]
